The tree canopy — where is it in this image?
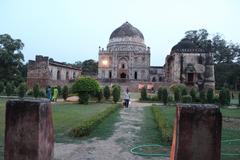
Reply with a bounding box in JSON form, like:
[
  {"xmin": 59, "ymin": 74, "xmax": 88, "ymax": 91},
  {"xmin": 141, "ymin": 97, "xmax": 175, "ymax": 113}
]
[{"xmin": 0, "ymin": 34, "xmax": 25, "ymax": 85}]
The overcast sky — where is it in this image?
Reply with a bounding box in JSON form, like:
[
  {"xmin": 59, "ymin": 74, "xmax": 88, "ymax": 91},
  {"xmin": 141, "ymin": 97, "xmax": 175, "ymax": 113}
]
[{"xmin": 1, "ymin": 0, "xmax": 240, "ymax": 65}]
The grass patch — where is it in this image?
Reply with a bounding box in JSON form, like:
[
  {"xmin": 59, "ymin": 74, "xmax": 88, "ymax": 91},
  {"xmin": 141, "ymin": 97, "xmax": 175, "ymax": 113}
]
[{"xmin": 69, "ymin": 104, "xmax": 119, "ymax": 137}]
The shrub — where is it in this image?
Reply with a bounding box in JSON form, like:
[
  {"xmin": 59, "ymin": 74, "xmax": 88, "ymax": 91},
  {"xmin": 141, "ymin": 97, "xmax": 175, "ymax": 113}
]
[
  {"xmin": 96, "ymin": 88, "xmax": 103, "ymax": 102},
  {"xmin": 6, "ymin": 82, "xmax": 15, "ymax": 96},
  {"xmin": 70, "ymin": 105, "xmax": 118, "ymax": 137},
  {"xmin": 199, "ymin": 90, "xmax": 205, "ymax": 103},
  {"xmin": 182, "ymin": 95, "xmax": 192, "ymax": 103},
  {"xmin": 169, "ymin": 84, "xmax": 186, "ymax": 93},
  {"xmin": 207, "ymin": 88, "xmax": 214, "ymax": 103},
  {"xmin": 103, "ymin": 85, "xmax": 111, "ymax": 100},
  {"xmin": 181, "ymin": 87, "xmax": 188, "ymax": 97},
  {"xmin": 72, "ymin": 76, "xmax": 100, "ymax": 104},
  {"xmin": 112, "ymin": 85, "xmax": 121, "ymax": 103},
  {"xmin": 26, "ymin": 89, "xmax": 33, "ymax": 96},
  {"xmin": 57, "ymin": 85, "xmax": 62, "ymax": 96},
  {"xmin": 174, "ymin": 87, "xmax": 181, "ymax": 102},
  {"xmin": 168, "ymin": 95, "xmax": 174, "ymax": 103},
  {"xmin": 190, "ymin": 88, "xmax": 197, "ymax": 102},
  {"xmin": 0, "ymin": 82, "xmax": 4, "ymax": 94},
  {"xmin": 39, "ymin": 89, "xmax": 46, "ymax": 97},
  {"xmin": 151, "ymin": 107, "xmax": 172, "ymax": 144},
  {"xmin": 33, "ymin": 83, "xmax": 40, "ymax": 98},
  {"xmin": 239, "ymin": 92, "xmax": 240, "ymax": 106},
  {"xmin": 17, "ymin": 83, "xmax": 27, "ymax": 98},
  {"xmin": 62, "ymin": 85, "xmax": 69, "ymax": 101},
  {"xmin": 140, "ymin": 87, "xmax": 148, "ymax": 100},
  {"xmin": 225, "ymin": 88, "xmax": 231, "ymax": 105},
  {"xmin": 162, "ymin": 88, "xmax": 168, "ymax": 105},
  {"xmin": 219, "ymin": 88, "xmax": 230, "ymax": 106},
  {"xmin": 213, "ymin": 95, "xmax": 219, "ymax": 104},
  {"xmin": 157, "ymin": 87, "xmax": 163, "ymax": 101}
]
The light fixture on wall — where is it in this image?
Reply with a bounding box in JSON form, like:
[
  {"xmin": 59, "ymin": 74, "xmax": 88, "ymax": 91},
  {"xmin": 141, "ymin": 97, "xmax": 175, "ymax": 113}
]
[{"xmin": 102, "ymin": 60, "xmax": 108, "ymax": 66}]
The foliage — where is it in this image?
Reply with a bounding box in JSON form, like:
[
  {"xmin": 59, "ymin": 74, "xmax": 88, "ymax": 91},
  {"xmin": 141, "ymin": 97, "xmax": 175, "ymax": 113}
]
[
  {"xmin": 112, "ymin": 85, "xmax": 121, "ymax": 103},
  {"xmin": 103, "ymin": 85, "xmax": 111, "ymax": 100},
  {"xmin": 5, "ymin": 82, "xmax": 15, "ymax": 96},
  {"xmin": 96, "ymin": 88, "xmax": 103, "ymax": 102},
  {"xmin": 157, "ymin": 87, "xmax": 163, "ymax": 101},
  {"xmin": 70, "ymin": 105, "xmax": 118, "ymax": 137},
  {"xmin": 199, "ymin": 90, "xmax": 206, "ymax": 103},
  {"xmin": 81, "ymin": 59, "xmax": 98, "ymax": 75},
  {"xmin": 72, "ymin": 77, "xmax": 100, "ymax": 104},
  {"xmin": 62, "ymin": 85, "xmax": 69, "ymax": 101},
  {"xmin": 190, "ymin": 88, "xmax": 197, "ymax": 102},
  {"xmin": 169, "ymin": 84, "xmax": 186, "ymax": 93},
  {"xmin": 239, "ymin": 92, "xmax": 240, "ymax": 106},
  {"xmin": 162, "ymin": 88, "xmax": 168, "ymax": 105},
  {"xmin": 181, "ymin": 87, "xmax": 188, "ymax": 97},
  {"xmin": 225, "ymin": 88, "xmax": 231, "ymax": 105},
  {"xmin": 33, "ymin": 83, "xmax": 40, "ymax": 98},
  {"xmin": 140, "ymin": 87, "xmax": 147, "ymax": 101},
  {"xmin": 151, "ymin": 107, "xmax": 172, "ymax": 144},
  {"xmin": 182, "ymin": 95, "xmax": 192, "ymax": 103},
  {"xmin": 219, "ymin": 88, "xmax": 231, "ymax": 106},
  {"xmin": 57, "ymin": 85, "xmax": 62, "ymax": 96},
  {"xmin": 17, "ymin": 83, "xmax": 27, "ymax": 98},
  {"xmin": 207, "ymin": 88, "xmax": 214, "ymax": 103},
  {"xmin": 174, "ymin": 87, "xmax": 181, "ymax": 102},
  {"xmin": 0, "ymin": 34, "xmax": 25, "ymax": 86},
  {"xmin": 168, "ymin": 95, "xmax": 174, "ymax": 103},
  {"xmin": 0, "ymin": 82, "xmax": 4, "ymax": 94}
]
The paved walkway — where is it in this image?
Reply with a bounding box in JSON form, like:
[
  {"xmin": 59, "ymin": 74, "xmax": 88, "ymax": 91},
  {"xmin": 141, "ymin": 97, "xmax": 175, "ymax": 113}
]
[{"xmin": 54, "ymin": 101, "xmax": 169, "ymax": 160}]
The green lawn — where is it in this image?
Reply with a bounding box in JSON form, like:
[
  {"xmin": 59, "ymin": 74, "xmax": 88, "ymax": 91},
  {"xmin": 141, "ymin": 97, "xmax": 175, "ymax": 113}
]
[{"xmin": 152, "ymin": 105, "xmax": 240, "ymax": 160}]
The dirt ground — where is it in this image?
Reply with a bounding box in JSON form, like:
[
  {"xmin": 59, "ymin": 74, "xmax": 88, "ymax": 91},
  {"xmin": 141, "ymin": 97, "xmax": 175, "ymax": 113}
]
[{"xmin": 54, "ymin": 101, "xmax": 169, "ymax": 160}]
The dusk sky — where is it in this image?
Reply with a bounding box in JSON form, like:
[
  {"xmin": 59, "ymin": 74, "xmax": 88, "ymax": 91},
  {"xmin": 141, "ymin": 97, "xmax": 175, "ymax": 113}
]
[{"xmin": 1, "ymin": 0, "xmax": 240, "ymax": 65}]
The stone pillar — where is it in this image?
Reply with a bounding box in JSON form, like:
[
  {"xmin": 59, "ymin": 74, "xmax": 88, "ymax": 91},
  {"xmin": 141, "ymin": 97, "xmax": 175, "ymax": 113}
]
[
  {"xmin": 4, "ymin": 100, "xmax": 54, "ymax": 160},
  {"xmin": 170, "ymin": 104, "xmax": 222, "ymax": 160}
]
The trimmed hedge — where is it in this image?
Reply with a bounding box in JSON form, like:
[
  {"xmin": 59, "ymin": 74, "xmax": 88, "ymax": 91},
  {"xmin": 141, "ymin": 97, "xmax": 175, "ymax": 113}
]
[
  {"xmin": 140, "ymin": 87, "xmax": 147, "ymax": 100},
  {"xmin": 151, "ymin": 107, "xmax": 172, "ymax": 144},
  {"xmin": 182, "ymin": 95, "xmax": 192, "ymax": 103},
  {"xmin": 70, "ymin": 105, "xmax": 119, "ymax": 137}
]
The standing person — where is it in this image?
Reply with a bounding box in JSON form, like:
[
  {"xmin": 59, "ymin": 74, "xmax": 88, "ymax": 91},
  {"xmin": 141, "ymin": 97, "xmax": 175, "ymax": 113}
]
[
  {"xmin": 47, "ymin": 86, "xmax": 52, "ymax": 101},
  {"xmin": 52, "ymin": 87, "xmax": 59, "ymax": 102},
  {"xmin": 124, "ymin": 88, "xmax": 130, "ymax": 108}
]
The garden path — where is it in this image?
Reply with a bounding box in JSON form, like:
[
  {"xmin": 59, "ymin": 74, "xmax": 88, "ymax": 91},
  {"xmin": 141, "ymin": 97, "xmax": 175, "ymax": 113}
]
[{"xmin": 54, "ymin": 100, "xmax": 168, "ymax": 160}]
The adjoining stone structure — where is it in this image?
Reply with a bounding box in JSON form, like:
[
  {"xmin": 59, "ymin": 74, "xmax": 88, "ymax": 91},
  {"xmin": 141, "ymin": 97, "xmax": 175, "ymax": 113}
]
[
  {"xmin": 170, "ymin": 104, "xmax": 222, "ymax": 160},
  {"xmin": 27, "ymin": 55, "xmax": 81, "ymax": 88},
  {"xmin": 5, "ymin": 100, "xmax": 54, "ymax": 160},
  {"xmin": 98, "ymin": 22, "xmax": 215, "ymax": 90},
  {"xmin": 165, "ymin": 38, "xmax": 215, "ymax": 90}
]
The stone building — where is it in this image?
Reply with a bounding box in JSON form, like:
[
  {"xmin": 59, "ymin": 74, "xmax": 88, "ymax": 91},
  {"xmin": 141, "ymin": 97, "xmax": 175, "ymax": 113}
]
[
  {"xmin": 27, "ymin": 55, "xmax": 81, "ymax": 88},
  {"xmin": 98, "ymin": 22, "xmax": 164, "ymax": 82},
  {"xmin": 165, "ymin": 38, "xmax": 215, "ymax": 89}
]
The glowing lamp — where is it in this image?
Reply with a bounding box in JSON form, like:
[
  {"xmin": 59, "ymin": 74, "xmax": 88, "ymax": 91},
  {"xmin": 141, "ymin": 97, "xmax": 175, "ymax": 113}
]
[{"xmin": 102, "ymin": 60, "xmax": 108, "ymax": 66}]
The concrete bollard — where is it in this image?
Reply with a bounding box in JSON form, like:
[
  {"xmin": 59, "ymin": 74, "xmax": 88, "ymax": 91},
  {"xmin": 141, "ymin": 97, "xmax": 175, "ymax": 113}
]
[
  {"xmin": 4, "ymin": 99, "xmax": 54, "ymax": 160},
  {"xmin": 170, "ymin": 104, "xmax": 222, "ymax": 160}
]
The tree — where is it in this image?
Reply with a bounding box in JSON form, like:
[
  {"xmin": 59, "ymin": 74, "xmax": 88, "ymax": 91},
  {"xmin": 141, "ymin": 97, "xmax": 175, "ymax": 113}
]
[
  {"xmin": 0, "ymin": 82, "xmax": 4, "ymax": 94},
  {"xmin": 162, "ymin": 88, "xmax": 168, "ymax": 105},
  {"xmin": 72, "ymin": 77, "xmax": 100, "ymax": 104},
  {"xmin": 199, "ymin": 90, "xmax": 205, "ymax": 103},
  {"xmin": 190, "ymin": 88, "xmax": 197, "ymax": 102},
  {"xmin": 181, "ymin": 87, "xmax": 188, "ymax": 97},
  {"xmin": 17, "ymin": 83, "xmax": 27, "ymax": 98},
  {"xmin": 207, "ymin": 88, "xmax": 214, "ymax": 103},
  {"xmin": 62, "ymin": 85, "xmax": 69, "ymax": 101},
  {"xmin": 81, "ymin": 59, "xmax": 98, "ymax": 75},
  {"xmin": 33, "ymin": 83, "xmax": 40, "ymax": 98},
  {"xmin": 5, "ymin": 82, "xmax": 15, "ymax": 96},
  {"xmin": 112, "ymin": 85, "xmax": 121, "ymax": 103},
  {"xmin": 141, "ymin": 87, "xmax": 147, "ymax": 100},
  {"xmin": 103, "ymin": 85, "xmax": 111, "ymax": 100},
  {"xmin": 157, "ymin": 87, "xmax": 163, "ymax": 101},
  {"xmin": 174, "ymin": 87, "xmax": 181, "ymax": 102},
  {"xmin": 0, "ymin": 34, "xmax": 24, "ymax": 85},
  {"xmin": 96, "ymin": 88, "xmax": 103, "ymax": 102}
]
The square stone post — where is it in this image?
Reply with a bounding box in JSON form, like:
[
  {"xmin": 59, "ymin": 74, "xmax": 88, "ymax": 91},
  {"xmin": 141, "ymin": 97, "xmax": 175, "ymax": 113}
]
[
  {"xmin": 4, "ymin": 99, "xmax": 54, "ymax": 160},
  {"xmin": 170, "ymin": 104, "xmax": 222, "ymax": 160}
]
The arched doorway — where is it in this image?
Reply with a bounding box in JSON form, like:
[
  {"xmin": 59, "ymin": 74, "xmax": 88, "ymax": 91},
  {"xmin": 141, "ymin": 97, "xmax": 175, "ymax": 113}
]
[{"xmin": 120, "ymin": 72, "xmax": 127, "ymax": 79}]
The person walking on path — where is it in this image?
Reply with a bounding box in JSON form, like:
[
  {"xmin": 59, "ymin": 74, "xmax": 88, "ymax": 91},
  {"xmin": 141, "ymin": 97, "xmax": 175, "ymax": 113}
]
[
  {"xmin": 52, "ymin": 87, "xmax": 59, "ymax": 102},
  {"xmin": 47, "ymin": 86, "xmax": 52, "ymax": 101},
  {"xmin": 124, "ymin": 88, "xmax": 130, "ymax": 108}
]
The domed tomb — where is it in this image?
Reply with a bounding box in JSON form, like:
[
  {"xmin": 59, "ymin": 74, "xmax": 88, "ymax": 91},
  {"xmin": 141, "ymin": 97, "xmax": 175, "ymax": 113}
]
[{"xmin": 107, "ymin": 22, "xmax": 147, "ymax": 52}]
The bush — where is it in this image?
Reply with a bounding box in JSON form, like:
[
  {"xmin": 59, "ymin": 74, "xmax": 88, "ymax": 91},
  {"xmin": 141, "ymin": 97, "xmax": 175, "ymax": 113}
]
[
  {"xmin": 0, "ymin": 82, "xmax": 4, "ymax": 94},
  {"xmin": 225, "ymin": 88, "xmax": 230, "ymax": 105},
  {"xmin": 33, "ymin": 83, "xmax": 40, "ymax": 98},
  {"xmin": 207, "ymin": 88, "xmax": 214, "ymax": 103},
  {"xmin": 17, "ymin": 83, "xmax": 27, "ymax": 98},
  {"xmin": 157, "ymin": 87, "xmax": 163, "ymax": 101},
  {"xmin": 219, "ymin": 88, "xmax": 230, "ymax": 106},
  {"xmin": 199, "ymin": 90, "xmax": 205, "ymax": 103},
  {"xmin": 181, "ymin": 87, "xmax": 188, "ymax": 97},
  {"xmin": 190, "ymin": 88, "xmax": 197, "ymax": 102},
  {"xmin": 39, "ymin": 89, "xmax": 46, "ymax": 97},
  {"xmin": 57, "ymin": 85, "xmax": 62, "ymax": 96},
  {"xmin": 112, "ymin": 85, "xmax": 121, "ymax": 103},
  {"xmin": 72, "ymin": 76, "xmax": 100, "ymax": 104},
  {"xmin": 70, "ymin": 105, "xmax": 118, "ymax": 137},
  {"xmin": 62, "ymin": 85, "xmax": 69, "ymax": 101},
  {"xmin": 103, "ymin": 85, "xmax": 111, "ymax": 100},
  {"xmin": 174, "ymin": 87, "xmax": 181, "ymax": 102},
  {"xmin": 6, "ymin": 82, "xmax": 15, "ymax": 96},
  {"xmin": 96, "ymin": 88, "xmax": 103, "ymax": 102},
  {"xmin": 182, "ymin": 95, "xmax": 192, "ymax": 103},
  {"xmin": 26, "ymin": 89, "xmax": 33, "ymax": 96},
  {"xmin": 162, "ymin": 88, "xmax": 168, "ymax": 105},
  {"xmin": 140, "ymin": 87, "xmax": 148, "ymax": 100},
  {"xmin": 168, "ymin": 95, "xmax": 174, "ymax": 103},
  {"xmin": 213, "ymin": 95, "xmax": 219, "ymax": 104},
  {"xmin": 151, "ymin": 107, "xmax": 172, "ymax": 144},
  {"xmin": 239, "ymin": 92, "xmax": 240, "ymax": 106}
]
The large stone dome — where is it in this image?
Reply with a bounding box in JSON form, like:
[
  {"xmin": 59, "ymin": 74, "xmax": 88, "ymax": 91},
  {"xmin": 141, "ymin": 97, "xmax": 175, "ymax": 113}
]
[
  {"xmin": 171, "ymin": 38, "xmax": 205, "ymax": 54},
  {"xmin": 107, "ymin": 22, "xmax": 147, "ymax": 52}
]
